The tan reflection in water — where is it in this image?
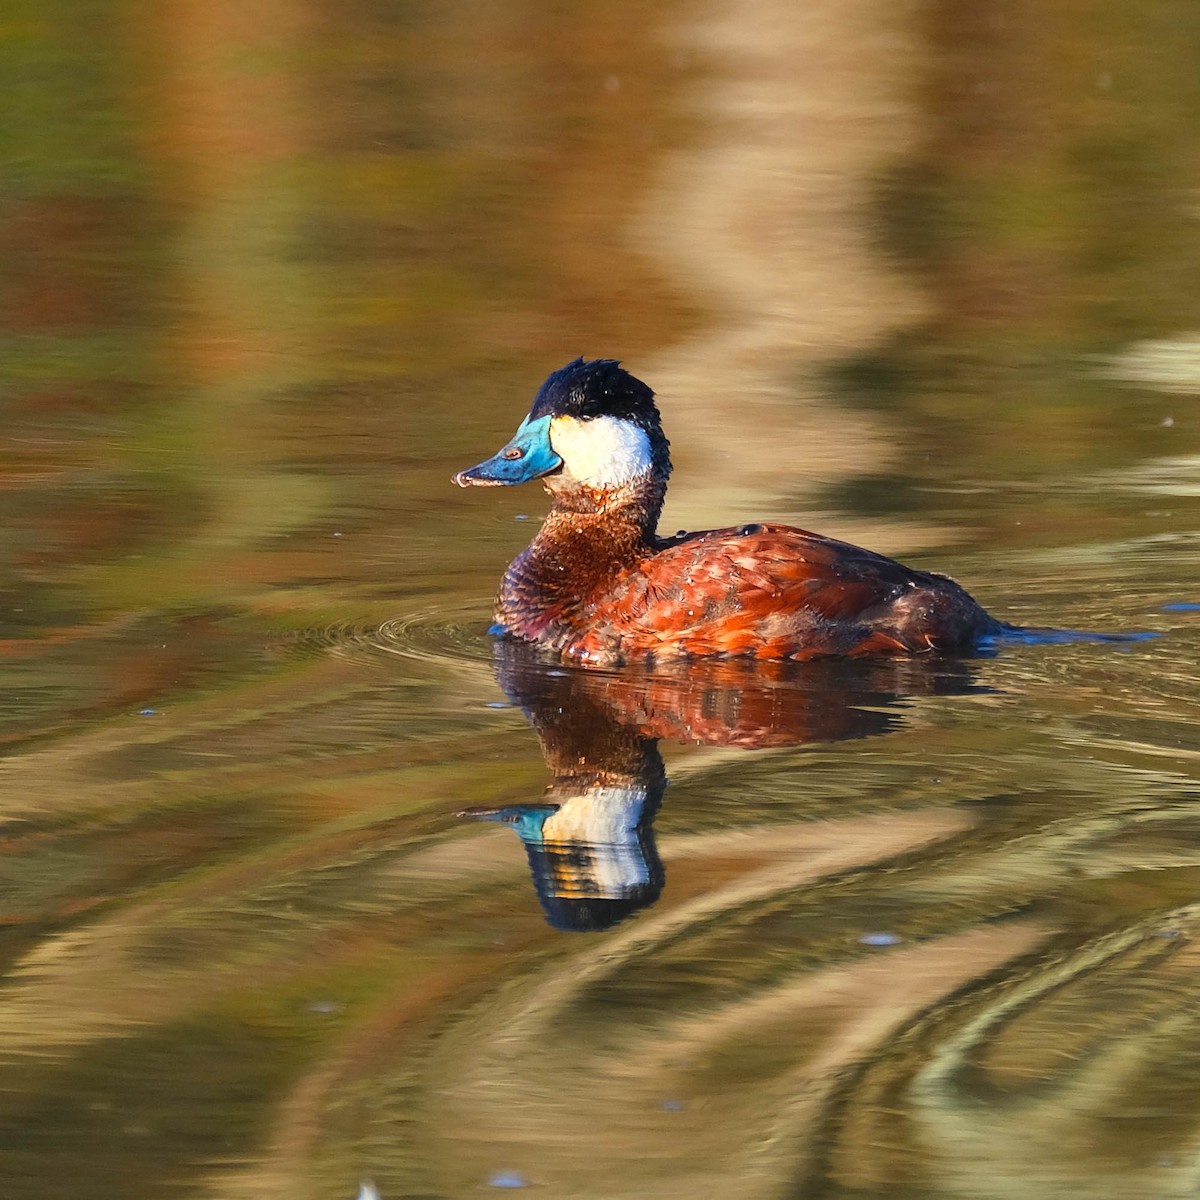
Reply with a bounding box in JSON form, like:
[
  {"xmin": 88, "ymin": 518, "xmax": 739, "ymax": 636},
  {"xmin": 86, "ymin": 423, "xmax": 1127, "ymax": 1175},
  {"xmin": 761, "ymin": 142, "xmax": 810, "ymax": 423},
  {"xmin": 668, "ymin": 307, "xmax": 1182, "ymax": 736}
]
[{"xmin": 637, "ymin": 0, "xmax": 934, "ymax": 549}]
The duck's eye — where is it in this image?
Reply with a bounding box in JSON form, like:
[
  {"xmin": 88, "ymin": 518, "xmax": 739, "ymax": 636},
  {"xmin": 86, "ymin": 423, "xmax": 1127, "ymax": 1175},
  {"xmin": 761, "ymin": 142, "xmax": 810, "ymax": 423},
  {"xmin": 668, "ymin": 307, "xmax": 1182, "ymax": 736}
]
[{"xmin": 502, "ymin": 447, "xmax": 525, "ymax": 461}]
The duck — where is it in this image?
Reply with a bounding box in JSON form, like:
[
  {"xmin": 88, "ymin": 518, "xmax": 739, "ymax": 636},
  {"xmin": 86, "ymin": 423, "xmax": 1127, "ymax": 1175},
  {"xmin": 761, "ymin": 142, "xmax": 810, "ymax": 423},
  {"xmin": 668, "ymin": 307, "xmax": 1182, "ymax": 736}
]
[{"xmin": 454, "ymin": 357, "xmax": 1008, "ymax": 665}]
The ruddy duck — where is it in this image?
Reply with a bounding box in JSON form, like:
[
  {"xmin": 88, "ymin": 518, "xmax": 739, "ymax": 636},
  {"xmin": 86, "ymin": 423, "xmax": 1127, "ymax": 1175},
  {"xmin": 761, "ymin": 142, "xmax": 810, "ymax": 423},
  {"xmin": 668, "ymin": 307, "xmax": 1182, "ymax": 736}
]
[{"xmin": 454, "ymin": 358, "xmax": 1007, "ymax": 664}]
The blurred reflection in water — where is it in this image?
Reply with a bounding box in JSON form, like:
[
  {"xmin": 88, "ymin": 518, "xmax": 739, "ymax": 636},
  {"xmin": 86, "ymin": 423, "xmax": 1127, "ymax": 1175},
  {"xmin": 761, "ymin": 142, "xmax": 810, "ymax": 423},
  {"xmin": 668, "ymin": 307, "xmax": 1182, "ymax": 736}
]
[
  {"xmin": 0, "ymin": 0, "xmax": 1199, "ymax": 1197},
  {"xmin": 465, "ymin": 643, "xmax": 987, "ymax": 930}
]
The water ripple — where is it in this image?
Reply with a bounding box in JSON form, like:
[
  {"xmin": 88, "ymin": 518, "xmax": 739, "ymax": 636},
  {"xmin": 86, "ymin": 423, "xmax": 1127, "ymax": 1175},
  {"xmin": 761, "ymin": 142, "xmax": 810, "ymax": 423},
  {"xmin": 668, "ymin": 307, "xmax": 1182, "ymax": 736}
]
[{"xmin": 275, "ymin": 597, "xmax": 495, "ymax": 669}]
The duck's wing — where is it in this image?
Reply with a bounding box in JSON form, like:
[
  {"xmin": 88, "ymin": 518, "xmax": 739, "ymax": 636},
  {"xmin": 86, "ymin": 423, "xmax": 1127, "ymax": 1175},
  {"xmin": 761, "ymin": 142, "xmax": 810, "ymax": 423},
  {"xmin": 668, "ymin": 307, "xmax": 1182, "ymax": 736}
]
[{"xmin": 588, "ymin": 523, "xmax": 969, "ymax": 660}]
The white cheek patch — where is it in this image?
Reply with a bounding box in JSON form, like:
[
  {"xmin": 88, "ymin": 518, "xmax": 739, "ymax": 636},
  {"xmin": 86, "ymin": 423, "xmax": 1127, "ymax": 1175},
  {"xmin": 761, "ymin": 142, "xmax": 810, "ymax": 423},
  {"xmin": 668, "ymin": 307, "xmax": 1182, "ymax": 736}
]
[{"xmin": 549, "ymin": 415, "xmax": 653, "ymax": 488}]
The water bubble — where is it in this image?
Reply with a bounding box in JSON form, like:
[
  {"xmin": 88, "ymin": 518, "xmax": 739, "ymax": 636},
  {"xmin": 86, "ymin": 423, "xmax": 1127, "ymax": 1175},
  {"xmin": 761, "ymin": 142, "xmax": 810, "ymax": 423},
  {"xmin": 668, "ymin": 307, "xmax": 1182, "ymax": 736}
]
[
  {"xmin": 859, "ymin": 932, "xmax": 902, "ymax": 947},
  {"xmin": 488, "ymin": 1170, "xmax": 528, "ymax": 1189},
  {"xmin": 306, "ymin": 1000, "xmax": 343, "ymax": 1014}
]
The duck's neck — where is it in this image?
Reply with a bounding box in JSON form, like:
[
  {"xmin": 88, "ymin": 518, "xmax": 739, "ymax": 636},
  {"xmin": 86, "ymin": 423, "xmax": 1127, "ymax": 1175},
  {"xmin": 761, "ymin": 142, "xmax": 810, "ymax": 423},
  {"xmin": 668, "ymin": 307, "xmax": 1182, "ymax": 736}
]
[
  {"xmin": 497, "ymin": 472, "xmax": 665, "ymax": 640},
  {"xmin": 544, "ymin": 470, "xmax": 664, "ymax": 541}
]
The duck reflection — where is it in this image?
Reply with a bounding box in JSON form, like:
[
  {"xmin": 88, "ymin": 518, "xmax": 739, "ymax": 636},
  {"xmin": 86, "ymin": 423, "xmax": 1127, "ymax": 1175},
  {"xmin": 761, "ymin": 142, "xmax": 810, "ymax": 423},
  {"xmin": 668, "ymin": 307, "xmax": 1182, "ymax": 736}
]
[{"xmin": 462, "ymin": 641, "xmax": 985, "ymax": 932}]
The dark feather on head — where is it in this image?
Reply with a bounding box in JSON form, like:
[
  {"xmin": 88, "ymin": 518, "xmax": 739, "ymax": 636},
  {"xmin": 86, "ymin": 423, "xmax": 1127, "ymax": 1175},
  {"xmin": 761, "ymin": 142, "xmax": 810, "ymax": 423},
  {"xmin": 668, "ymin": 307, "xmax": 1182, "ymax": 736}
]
[{"xmin": 529, "ymin": 358, "xmax": 660, "ymax": 430}]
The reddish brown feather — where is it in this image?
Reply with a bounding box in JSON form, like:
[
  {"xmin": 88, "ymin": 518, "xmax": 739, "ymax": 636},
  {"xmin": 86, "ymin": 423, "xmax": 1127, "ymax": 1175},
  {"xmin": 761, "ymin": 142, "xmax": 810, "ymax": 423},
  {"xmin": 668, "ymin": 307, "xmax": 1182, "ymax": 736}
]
[{"xmin": 495, "ymin": 517, "xmax": 998, "ymax": 665}]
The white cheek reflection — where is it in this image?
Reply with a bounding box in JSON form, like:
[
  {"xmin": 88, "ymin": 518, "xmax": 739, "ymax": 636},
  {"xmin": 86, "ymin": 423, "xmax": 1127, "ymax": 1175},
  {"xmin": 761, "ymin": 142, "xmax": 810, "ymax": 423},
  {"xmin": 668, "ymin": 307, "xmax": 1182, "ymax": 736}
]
[
  {"xmin": 550, "ymin": 416, "xmax": 653, "ymax": 487},
  {"xmin": 541, "ymin": 785, "xmax": 652, "ymax": 895}
]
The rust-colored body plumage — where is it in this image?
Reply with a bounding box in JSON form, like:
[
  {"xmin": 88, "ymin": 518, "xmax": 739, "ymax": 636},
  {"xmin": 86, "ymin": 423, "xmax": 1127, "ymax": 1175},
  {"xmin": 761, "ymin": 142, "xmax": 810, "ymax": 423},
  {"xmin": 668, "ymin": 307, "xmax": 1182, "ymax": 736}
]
[
  {"xmin": 456, "ymin": 358, "xmax": 1004, "ymax": 666},
  {"xmin": 496, "ymin": 508, "xmax": 999, "ymax": 665}
]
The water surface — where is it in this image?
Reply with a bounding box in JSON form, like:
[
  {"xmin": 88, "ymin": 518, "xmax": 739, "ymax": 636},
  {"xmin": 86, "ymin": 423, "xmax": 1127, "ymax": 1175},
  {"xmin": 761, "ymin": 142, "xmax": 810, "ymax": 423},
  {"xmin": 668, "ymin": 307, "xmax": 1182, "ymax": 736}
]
[{"xmin": 2, "ymin": 2, "xmax": 1200, "ymax": 1198}]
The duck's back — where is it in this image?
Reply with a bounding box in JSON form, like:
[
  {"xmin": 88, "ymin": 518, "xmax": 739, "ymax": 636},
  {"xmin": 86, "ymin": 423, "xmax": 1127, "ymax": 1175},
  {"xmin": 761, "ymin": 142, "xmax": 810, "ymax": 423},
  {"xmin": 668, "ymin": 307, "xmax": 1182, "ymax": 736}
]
[{"xmin": 559, "ymin": 522, "xmax": 1000, "ymax": 663}]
